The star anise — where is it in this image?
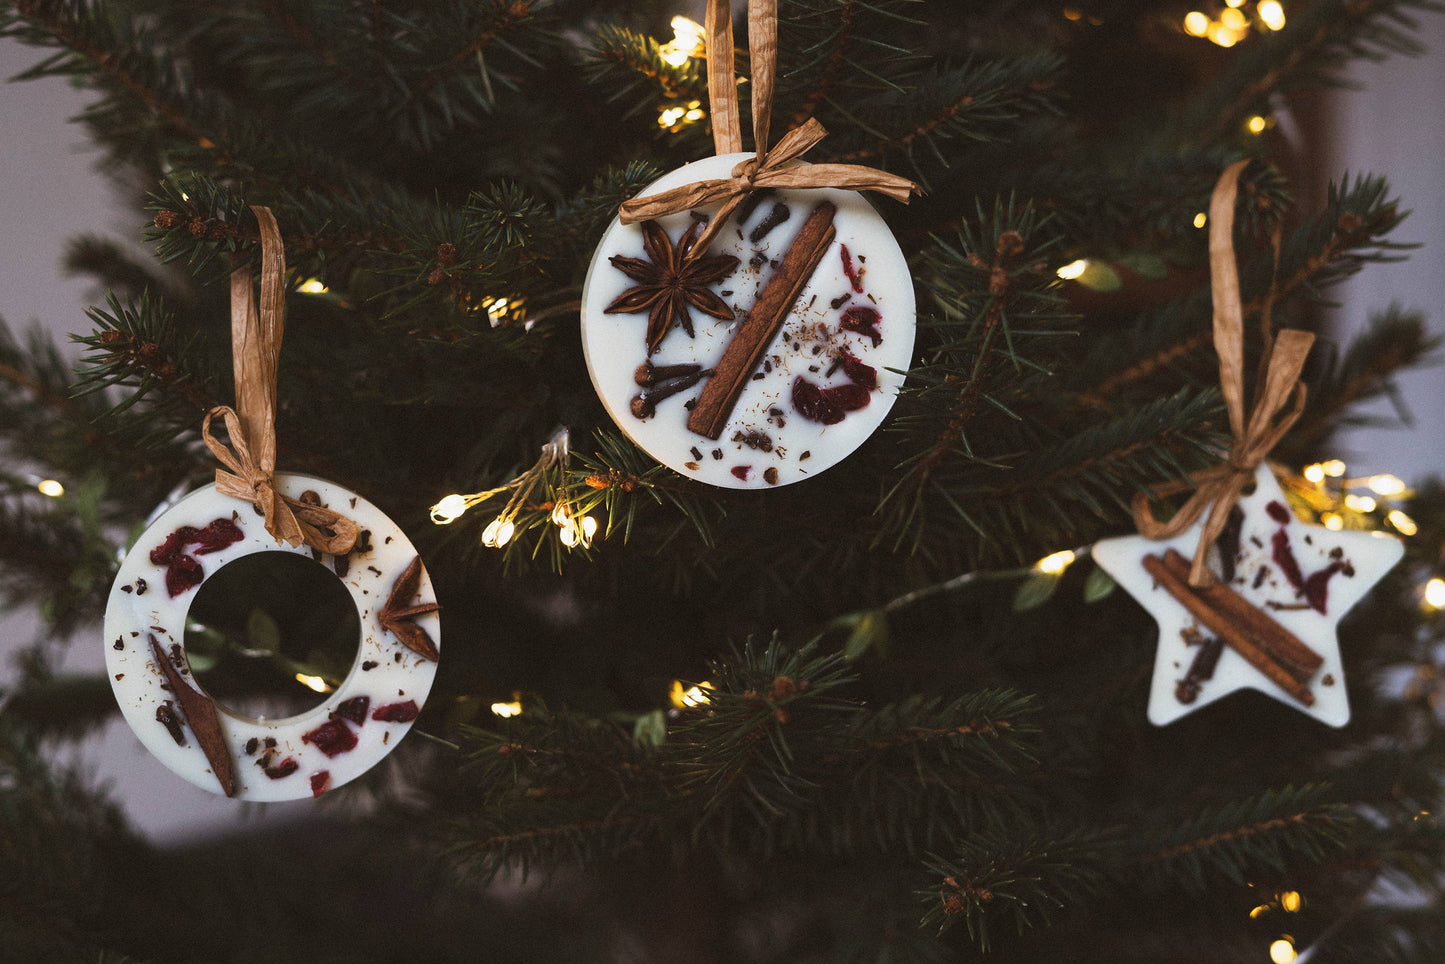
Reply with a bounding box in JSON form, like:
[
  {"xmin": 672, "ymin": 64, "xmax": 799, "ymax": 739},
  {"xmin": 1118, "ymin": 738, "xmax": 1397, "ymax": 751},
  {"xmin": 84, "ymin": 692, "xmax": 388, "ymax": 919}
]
[
  {"xmin": 604, "ymin": 219, "xmax": 739, "ymax": 355},
  {"xmin": 380, "ymin": 555, "xmax": 440, "ymax": 661}
]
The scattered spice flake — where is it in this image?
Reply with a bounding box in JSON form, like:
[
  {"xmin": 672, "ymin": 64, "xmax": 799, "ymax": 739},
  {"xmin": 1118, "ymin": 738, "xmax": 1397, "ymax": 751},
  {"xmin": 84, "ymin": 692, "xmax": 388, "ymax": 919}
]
[
  {"xmin": 1323, "ymin": 674, "xmax": 1336, "ymax": 686},
  {"xmin": 371, "ymin": 700, "xmax": 420, "ymax": 723},
  {"xmin": 838, "ymin": 306, "xmax": 882, "ymax": 347},
  {"xmin": 263, "ymin": 758, "xmax": 299, "ymax": 780},
  {"xmin": 731, "ymin": 465, "xmax": 752, "ymax": 481},
  {"xmin": 749, "ymin": 202, "xmax": 791, "ymax": 243},
  {"xmin": 122, "ymin": 584, "xmax": 133, "ymax": 594},
  {"xmin": 800, "ymin": 451, "xmax": 811, "ymax": 461},
  {"xmin": 362, "ymin": 660, "xmax": 379, "ymax": 671},
  {"xmin": 1216, "ymin": 507, "xmax": 1244, "ymax": 583},
  {"xmin": 302, "ymin": 719, "xmax": 358, "ymax": 757},
  {"xmin": 711, "ymin": 449, "xmax": 723, "ymax": 460},
  {"xmin": 156, "ymin": 703, "xmax": 186, "ymax": 745},
  {"xmin": 840, "ymin": 244, "xmax": 864, "ymax": 293},
  {"xmin": 829, "ymin": 292, "xmax": 851, "ymax": 310},
  {"xmin": 685, "ymin": 461, "xmax": 700, "ymax": 471},
  {"xmin": 764, "ymin": 467, "xmax": 779, "ymax": 486},
  {"xmin": 113, "ymin": 637, "xmax": 125, "ymax": 651},
  {"xmin": 135, "ymin": 577, "xmax": 148, "ymax": 596},
  {"xmin": 310, "ymin": 771, "xmax": 331, "ymax": 797},
  {"xmin": 333, "ymin": 554, "xmax": 350, "ymax": 578},
  {"xmin": 245, "ymin": 737, "xmax": 260, "ymax": 756},
  {"xmin": 731, "ymin": 429, "xmax": 774, "ymax": 452},
  {"xmin": 690, "ymin": 446, "xmax": 702, "ymax": 460},
  {"xmin": 114, "ymin": 673, "xmax": 124, "ymax": 681},
  {"xmin": 334, "ymin": 696, "xmax": 371, "ymax": 726},
  {"xmin": 1265, "ymin": 501, "xmax": 1292, "ymax": 525},
  {"xmin": 1175, "ymin": 634, "xmax": 1224, "ymax": 704},
  {"xmin": 1252, "ymin": 565, "xmax": 1269, "ymax": 589},
  {"xmin": 354, "ymin": 529, "xmax": 373, "ymax": 554}
]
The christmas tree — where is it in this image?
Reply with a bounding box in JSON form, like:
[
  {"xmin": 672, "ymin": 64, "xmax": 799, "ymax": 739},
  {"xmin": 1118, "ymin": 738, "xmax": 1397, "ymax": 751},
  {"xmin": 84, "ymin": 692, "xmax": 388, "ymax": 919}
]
[{"xmin": 3, "ymin": 0, "xmax": 1445, "ymax": 960}]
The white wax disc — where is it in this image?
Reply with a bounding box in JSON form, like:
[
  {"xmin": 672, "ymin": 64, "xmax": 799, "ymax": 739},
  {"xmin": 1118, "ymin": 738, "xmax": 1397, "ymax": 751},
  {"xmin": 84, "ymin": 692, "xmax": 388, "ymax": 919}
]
[
  {"xmin": 104, "ymin": 473, "xmax": 440, "ymax": 800},
  {"xmin": 581, "ymin": 153, "xmax": 915, "ymax": 489}
]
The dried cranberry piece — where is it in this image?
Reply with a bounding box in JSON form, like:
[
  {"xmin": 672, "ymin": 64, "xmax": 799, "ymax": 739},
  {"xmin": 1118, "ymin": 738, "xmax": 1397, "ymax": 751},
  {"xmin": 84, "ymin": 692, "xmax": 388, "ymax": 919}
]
[
  {"xmin": 838, "ymin": 306, "xmax": 882, "ymax": 347},
  {"xmin": 333, "ymin": 696, "xmax": 370, "ymax": 726},
  {"xmin": 1302, "ymin": 560, "xmax": 1352, "ymax": 614},
  {"xmin": 840, "ymin": 352, "xmax": 877, "ymax": 392},
  {"xmin": 792, "ymin": 377, "xmax": 845, "ymax": 424},
  {"xmin": 302, "ymin": 719, "xmax": 359, "ymax": 756},
  {"xmin": 827, "ymin": 382, "xmax": 871, "ymax": 412},
  {"xmin": 371, "ymin": 700, "xmax": 420, "ymax": 723},
  {"xmin": 193, "ymin": 518, "xmax": 244, "ymax": 555},
  {"xmin": 310, "ymin": 771, "xmax": 331, "ymax": 797},
  {"xmin": 1265, "ymin": 501, "xmax": 1292, "ymax": 525},
  {"xmin": 730, "ymin": 465, "xmax": 751, "ymax": 481},
  {"xmin": 164, "ymin": 554, "xmax": 205, "ymax": 597},
  {"xmin": 263, "ymin": 758, "xmax": 299, "ymax": 779},
  {"xmin": 150, "ymin": 526, "xmax": 200, "ymax": 565},
  {"xmin": 1271, "ymin": 529, "xmax": 1306, "ymax": 593}
]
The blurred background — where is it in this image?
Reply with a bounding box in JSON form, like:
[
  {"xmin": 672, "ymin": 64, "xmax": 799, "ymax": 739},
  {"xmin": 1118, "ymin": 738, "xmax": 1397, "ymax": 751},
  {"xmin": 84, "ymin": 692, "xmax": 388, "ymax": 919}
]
[{"xmin": 2, "ymin": 8, "xmax": 1443, "ymax": 843}]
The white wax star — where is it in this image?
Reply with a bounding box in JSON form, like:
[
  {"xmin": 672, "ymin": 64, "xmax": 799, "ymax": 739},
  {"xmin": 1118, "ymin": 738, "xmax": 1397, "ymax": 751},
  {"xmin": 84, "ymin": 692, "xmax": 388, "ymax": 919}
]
[{"xmin": 1092, "ymin": 464, "xmax": 1403, "ymax": 727}]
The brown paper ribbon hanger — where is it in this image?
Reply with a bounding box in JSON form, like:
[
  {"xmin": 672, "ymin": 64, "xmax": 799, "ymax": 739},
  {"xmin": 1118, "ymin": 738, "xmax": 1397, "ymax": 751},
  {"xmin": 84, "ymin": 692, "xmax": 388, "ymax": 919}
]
[
  {"xmin": 1131, "ymin": 160, "xmax": 1315, "ymax": 588},
  {"xmin": 201, "ymin": 206, "xmax": 358, "ymax": 556},
  {"xmin": 618, "ymin": 0, "xmax": 920, "ymax": 261}
]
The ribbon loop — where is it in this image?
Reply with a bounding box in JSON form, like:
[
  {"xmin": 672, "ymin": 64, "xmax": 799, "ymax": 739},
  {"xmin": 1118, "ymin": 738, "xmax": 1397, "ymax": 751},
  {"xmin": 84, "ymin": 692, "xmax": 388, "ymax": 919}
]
[
  {"xmin": 1131, "ymin": 161, "xmax": 1315, "ymax": 587},
  {"xmin": 617, "ymin": 1, "xmax": 919, "ymax": 258},
  {"xmin": 212, "ymin": 208, "xmax": 357, "ymax": 556}
]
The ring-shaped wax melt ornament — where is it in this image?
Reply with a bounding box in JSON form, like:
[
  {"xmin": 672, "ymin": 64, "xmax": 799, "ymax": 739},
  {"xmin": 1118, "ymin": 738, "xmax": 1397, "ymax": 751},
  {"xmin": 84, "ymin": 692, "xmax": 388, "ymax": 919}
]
[
  {"xmin": 104, "ymin": 473, "xmax": 440, "ymax": 801},
  {"xmin": 581, "ymin": 154, "xmax": 916, "ymax": 489}
]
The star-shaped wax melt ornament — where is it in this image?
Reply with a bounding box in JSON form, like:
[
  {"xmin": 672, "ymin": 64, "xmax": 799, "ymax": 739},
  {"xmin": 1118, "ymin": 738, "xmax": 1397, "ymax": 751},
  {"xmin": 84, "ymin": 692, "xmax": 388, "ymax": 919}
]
[{"xmin": 1092, "ymin": 464, "xmax": 1403, "ymax": 727}]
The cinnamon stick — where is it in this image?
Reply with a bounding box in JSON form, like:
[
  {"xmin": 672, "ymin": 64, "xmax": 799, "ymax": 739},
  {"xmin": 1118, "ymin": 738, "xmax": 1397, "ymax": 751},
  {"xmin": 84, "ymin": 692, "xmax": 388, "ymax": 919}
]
[
  {"xmin": 687, "ymin": 200, "xmax": 837, "ymax": 440},
  {"xmin": 149, "ymin": 634, "xmax": 238, "ymax": 795},
  {"xmin": 1141, "ymin": 554, "xmax": 1316, "ymax": 707},
  {"xmin": 1161, "ymin": 548, "xmax": 1323, "ymax": 680}
]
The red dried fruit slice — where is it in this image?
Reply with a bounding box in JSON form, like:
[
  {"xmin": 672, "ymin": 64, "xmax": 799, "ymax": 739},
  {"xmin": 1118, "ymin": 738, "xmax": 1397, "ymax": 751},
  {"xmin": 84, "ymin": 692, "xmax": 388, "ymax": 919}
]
[
  {"xmin": 310, "ymin": 771, "xmax": 331, "ymax": 797},
  {"xmin": 302, "ymin": 719, "xmax": 359, "ymax": 757},
  {"xmin": 263, "ymin": 758, "xmax": 299, "ymax": 779},
  {"xmin": 164, "ymin": 555, "xmax": 205, "ymax": 597},
  {"xmin": 838, "ymin": 306, "xmax": 882, "ymax": 347},
  {"xmin": 333, "ymin": 696, "xmax": 370, "ymax": 726},
  {"xmin": 371, "ymin": 700, "xmax": 419, "ymax": 723}
]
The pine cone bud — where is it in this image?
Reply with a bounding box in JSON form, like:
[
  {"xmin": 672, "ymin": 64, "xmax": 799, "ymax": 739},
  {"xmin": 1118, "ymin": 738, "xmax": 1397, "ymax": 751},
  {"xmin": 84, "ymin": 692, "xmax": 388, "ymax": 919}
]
[
  {"xmin": 436, "ymin": 243, "xmax": 458, "ymax": 267},
  {"xmin": 584, "ymin": 474, "xmax": 610, "ymax": 490},
  {"xmin": 153, "ymin": 211, "xmax": 180, "ymax": 230}
]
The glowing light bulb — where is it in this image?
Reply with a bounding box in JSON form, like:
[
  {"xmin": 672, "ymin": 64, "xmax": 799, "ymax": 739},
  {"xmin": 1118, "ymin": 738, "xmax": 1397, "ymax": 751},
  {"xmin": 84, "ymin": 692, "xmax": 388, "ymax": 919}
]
[
  {"xmin": 1220, "ymin": 7, "xmax": 1248, "ymax": 30},
  {"xmin": 660, "ymin": 15, "xmax": 705, "ymax": 66},
  {"xmin": 1035, "ymin": 550, "xmax": 1076, "ymax": 575},
  {"xmin": 1247, "ymin": 114, "xmax": 1268, "ymax": 134},
  {"xmin": 482, "ymin": 517, "xmax": 515, "ymax": 548},
  {"xmin": 1270, "ymin": 938, "xmax": 1297, "ymax": 964},
  {"xmin": 1303, "ymin": 463, "xmax": 1326, "ymax": 484},
  {"xmin": 1321, "ymin": 512, "xmax": 1344, "ymax": 531},
  {"xmin": 491, "ymin": 700, "xmax": 523, "ymax": 718},
  {"xmin": 298, "ymin": 278, "xmax": 328, "ymax": 294},
  {"xmin": 1367, "ymin": 474, "xmax": 1406, "ymax": 496},
  {"xmin": 1425, "ymin": 578, "xmax": 1445, "ymax": 609},
  {"xmin": 559, "ymin": 523, "xmax": 579, "ymax": 548},
  {"xmin": 1388, "ymin": 510, "xmax": 1418, "ymax": 536},
  {"xmin": 1057, "ymin": 259, "xmax": 1089, "ymax": 280},
  {"xmin": 1322, "ymin": 459, "xmax": 1347, "ymax": 477},
  {"xmin": 1258, "ymin": 0, "xmax": 1286, "ymax": 30},
  {"xmin": 1225, "ymin": 0, "xmax": 1245, "ymax": 7},
  {"xmin": 1183, "ymin": 11, "xmax": 1210, "ymax": 36},
  {"xmin": 1344, "ymin": 494, "xmax": 1376, "ymax": 513},
  {"xmin": 431, "ymin": 494, "xmax": 470, "ymax": 524},
  {"xmin": 1278, "ymin": 891, "xmax": 1302, "ymax": 913},
  {"xmin": 36, "ymin": 479, "xmax": 64, "ymax": 497},
  {"xmin": 1249, "ymin": 903, "xmax": 1270, "ymax": 919},
  {"xmin": 670, "ymin": 680, "xmax": 713, "ymax": 708},
  {"xmin": 658, "ymin": 106, "xmax": 686, "ymax": 129},
  {"xmin": 1063, "ymin": 7, "xmax": 1083, "ymax": 21},
  {"xmin": 1193, "ymin": 212, "xmax": 1208, "ymax": 228},
  {"xmin": 295, "ymin": 673, "xmax": 331, "ymax": 694},
  {"xmin": 581, "ymin": 515, "xmax": 598, "ymax": 540},
  {"xmin": 551, "ymin": 502, "xmax": 571, "ymax": 527}
]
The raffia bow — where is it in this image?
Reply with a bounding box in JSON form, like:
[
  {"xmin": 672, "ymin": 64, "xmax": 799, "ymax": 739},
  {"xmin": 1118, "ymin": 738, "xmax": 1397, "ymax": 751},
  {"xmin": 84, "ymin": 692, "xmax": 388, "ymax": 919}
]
[
  {"xmin": 617, "ymin": 0, "xmax": 919, "ymax": 260},
  {"xmin": 203, "ymin": 206, "xmax": 356, "ymax": 556},
  {"xmin": 1131, "ymin": 160, "xmax": 1315, "ymax": 588}
]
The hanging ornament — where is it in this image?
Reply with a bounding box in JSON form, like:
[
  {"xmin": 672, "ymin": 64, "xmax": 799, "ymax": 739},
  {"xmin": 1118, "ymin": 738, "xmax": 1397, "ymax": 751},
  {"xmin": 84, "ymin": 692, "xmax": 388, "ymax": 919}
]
[
  {"xmin": 581, "ymin": 0, "xmax": 920, "ymax": 489},
  {"xmin": 1093, "ymin": 163, "xmax": 1402, "ymax": 727},
  {"xmin": 104, "ymin": 209, "xmax": 440, "ymax": 800}
]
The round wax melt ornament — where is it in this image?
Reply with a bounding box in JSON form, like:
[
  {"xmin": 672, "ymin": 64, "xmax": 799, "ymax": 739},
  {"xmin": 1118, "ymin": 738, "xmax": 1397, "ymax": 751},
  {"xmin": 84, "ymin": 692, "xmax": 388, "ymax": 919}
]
[
  {"xmin": 581, "ymin": 154, "xmax": 915, "ymax": 489},
  {"xmin": 104, "ymin": 473, "xmax": 440, "ymax": 801}
]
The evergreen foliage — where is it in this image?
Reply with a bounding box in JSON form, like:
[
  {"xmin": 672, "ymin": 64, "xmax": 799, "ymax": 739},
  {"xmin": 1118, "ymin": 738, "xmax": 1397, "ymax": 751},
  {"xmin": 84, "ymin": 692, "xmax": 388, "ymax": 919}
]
[{"xmin": 1, "ymin": 0, "xmax": 1444, "ymax": 959}]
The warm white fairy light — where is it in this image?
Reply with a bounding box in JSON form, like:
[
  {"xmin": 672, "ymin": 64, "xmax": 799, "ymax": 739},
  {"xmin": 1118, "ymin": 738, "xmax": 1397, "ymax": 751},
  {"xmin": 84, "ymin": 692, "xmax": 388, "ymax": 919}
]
[
  {"xmin": 36, "ymin": 479, "xmax": 64, "ymax": 497},
  {"xmin": 1258, "ymin": 0, "xmax": 1286, "ymax": 30},
  {"xmin": 1343, "ymin": 493, "xmax": 1376, "ymax": 513},
  {"xmin": 479, "ymin": 294, "xmax": 526, "ymax": 329},
  {"xmin": 482, "ymin": 517, "xmax": 516, "ymax": 549},
  {"xmin": 1220, "ymin": 6, "xmax": 1248, "ymax": 30},
  {"xmin": 1193, "ymin": 212, "xmax": 1208, "ymax": 228},
  {"xmin": 1278, "ymin": 890, "xmax": 1302, "ymax": 913},
  {"xmin": 1368, "ymin": 474, "xmax": 1406, "ymax": 496},
  {"xmin": 1303, "ymin": 463, "xmax": 1325, "ymax": 484},
  {"xmin": 670, "ymin": 680, "xmax": 713, "ymax": 708},
  {"xmin": 1388, "ymin": 510, "xmax": 1418, "ymax": 537},
  {"xmin": 1270, "ymin": 937, "xmax": 1297, "ymax": 964},
  {"xmin": 295, "ymin": 673, "xmax": 332, "ymax": 694},
  {"xmin": 1035, "ymin": 549, "xmax": 1077, "ymax": 575},
  {"xmin": 1321, "ymin": 512, "xmax": 1344, "ymax": 531},
  {"xmin": 1246, "ymin": 114, "xmax": 1268, "ymax": 134},
  {"xmin": 491, "ymin": 700, "xmax": 523, "ymax": 718},
  {"xmin": 1424, "ymin": 578, "xmax": 1445, "ymax": 609},
  {"xmin": 1056, "ymin": 259, "xmax": 1089, "ymax": 280},
  {"xmin": 659, "ymin": 15, "xmax": 705, "ymax": 67},
  {"xmin": 1183, "ymin": 11, "xmax": 1210, "ymax": 35},
  {"xmin": 298, "ymin": 278, "xmax": 328, "ymax": 294},
  {"xmin": 1321, "ymin": 459, "xmax": 1347, "ymax": 477}
]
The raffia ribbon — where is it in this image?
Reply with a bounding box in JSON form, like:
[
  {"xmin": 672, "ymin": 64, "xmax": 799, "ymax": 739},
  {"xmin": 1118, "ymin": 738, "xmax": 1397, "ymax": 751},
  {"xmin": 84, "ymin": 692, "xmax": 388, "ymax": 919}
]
[
  {"xmin": 617, "ymin": 0, "xmax": 919, "ymax": 259},
  {"xmin": 201, "ymin": 206, "xmax": 357, "ymax": 555},
  {"xmin": 1131, "ymin": 160, "xmax": 1315, "ymax": 588}
]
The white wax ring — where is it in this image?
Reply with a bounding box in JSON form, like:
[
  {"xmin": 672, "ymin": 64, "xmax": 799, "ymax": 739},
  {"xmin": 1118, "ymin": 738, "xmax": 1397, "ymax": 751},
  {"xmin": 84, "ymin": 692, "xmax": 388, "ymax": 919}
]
[
  {"xmin": 581, "ymin": 153, "xmax": 916, "ymax": 489},
  {"xmin": 104, "ymin": 473, "xmax": 440, "ymax": 801}
]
